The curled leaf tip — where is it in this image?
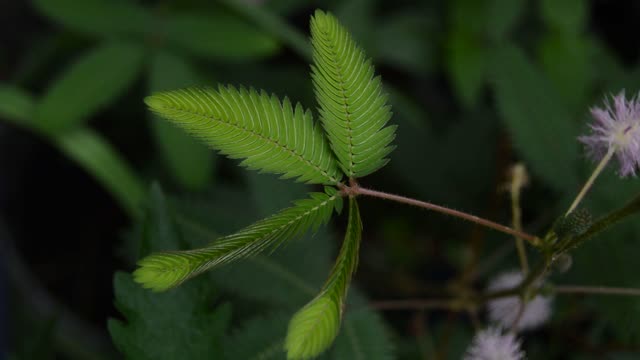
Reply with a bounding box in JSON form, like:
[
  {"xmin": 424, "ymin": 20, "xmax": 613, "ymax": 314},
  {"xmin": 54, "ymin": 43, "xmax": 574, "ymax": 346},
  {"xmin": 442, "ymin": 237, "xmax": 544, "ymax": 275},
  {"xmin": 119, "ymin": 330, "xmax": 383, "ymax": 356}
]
[
  {"xmin": 132, "ymin": 253, "xmax": 191, "ymax": 292},
  {"xmin": 144, "ymin": 94, "xmax": 170, "ymax": 112},
  {"xmin": 285, "ymin": 294, "xmax": 341, "ymax": 360}
]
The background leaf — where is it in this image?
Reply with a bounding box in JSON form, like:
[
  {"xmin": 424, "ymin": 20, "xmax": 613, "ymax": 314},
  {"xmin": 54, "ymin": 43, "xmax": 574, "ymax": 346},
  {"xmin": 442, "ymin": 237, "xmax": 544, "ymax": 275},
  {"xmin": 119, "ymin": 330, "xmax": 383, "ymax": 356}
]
[
  {"xmin": 491, "ymin": 45, "xmax": 580, "ymax": 192},
  {"xmin": 35, "ymin": 41, "xmax": 144, "ymax": 133},
  {"xmin": 109, "ymin": 272, "xmax": 231, "ymax": 360},
  {"xmin": 540, "ymin": 0, "xmax": 587, "ymax": 34},
  {"xmin": 164, "ymin": 12, "xmax": 280, "ymax": 60},
  {"xmin": 0, "ymin": 85, "xmax": 36, "ymax": 128},
  {"xmin": 149, "ymin": 51, "xmax": 215, "ymax": 191},
  {"xmin": 31, "ymin": 0, "xmax": 152, "ymax": 38},
  {"xmin": 109, "ymin": 186, "xmax": 231, "ymax": 359},
  {"xmin": 332, "ymin": 305, "xmax": 394, "ymax": 360}
]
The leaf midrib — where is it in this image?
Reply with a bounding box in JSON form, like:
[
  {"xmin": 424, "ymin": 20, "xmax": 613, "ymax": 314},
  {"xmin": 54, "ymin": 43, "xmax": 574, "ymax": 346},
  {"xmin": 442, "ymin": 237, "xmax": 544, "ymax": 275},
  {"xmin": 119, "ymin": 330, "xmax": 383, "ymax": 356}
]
[{"xmin": 318, "ymin": 26, "xmax": 356, "ymax": 177}]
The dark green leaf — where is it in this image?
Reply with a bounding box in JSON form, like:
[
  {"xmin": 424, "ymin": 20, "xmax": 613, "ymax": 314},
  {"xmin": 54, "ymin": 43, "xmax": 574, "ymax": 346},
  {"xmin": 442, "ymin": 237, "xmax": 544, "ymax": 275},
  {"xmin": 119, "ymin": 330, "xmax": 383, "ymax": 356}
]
[
  {"xmin": 445, "ymin": 28, "xmax": 486, "ymax": 108},
  {"xmin": 486, "ymin": 0, "xmax": 526, "ymax": 42},
  {"xmin": 164, "ymin": 12, "xmax": 280, "ymax": 60},
  {"xmin": 0, "ymin": 85, "xmax": 37, "ymax": 130},
  {"xmin": 224, "ymin": 312, "xmax": 290, "ymax": 360},
  {"xmin": 540, "ymin": 0, "xmax": 587, "ymax": 34},
  {"xmin": 538, "ymin": 33, "xmax": 594, "ymax": 112},
  {"xmin": 491, "ymin": 45, "xmax": 580, "ymax": 191},
  {"xmin": 375, "ymin": 12, "xmax": 436, "ymax": 75},
  {"xmin": 149, "ymin": 52, "xmax": 214, "ymax": 191},
  {"xmin": 36, "ymin": 41, "xmax": 144, "ymax": 133},
  {"xmin": 332, "ymin": 307, "xmax": 394, "ymax": 360},
  {"xmin": 109, "ymin": 272, "xmax": 231, "ymax": 360},
  {"xmin": 32, "ymin": 0, "xmax": 152, "ymax": 37},
  {"xmin": 110, "ymin": 187, "xmax": 231, "ymax": 359}
]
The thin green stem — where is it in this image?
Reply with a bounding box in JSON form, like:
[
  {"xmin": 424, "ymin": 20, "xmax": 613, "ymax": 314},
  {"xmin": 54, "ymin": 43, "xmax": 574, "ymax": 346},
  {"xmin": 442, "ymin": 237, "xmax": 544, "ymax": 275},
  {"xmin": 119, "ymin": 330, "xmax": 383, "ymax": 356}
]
[
  {"xmin": 567, "ymin": 147, "xmax": 615, "ymax": 215},
  {"xmin": 349, "ymin": 185, "xmax": 541, "ymax": 246},
  {"xmin": 554, "ymin": 285, "xmax": 640, "ymax": 297}
]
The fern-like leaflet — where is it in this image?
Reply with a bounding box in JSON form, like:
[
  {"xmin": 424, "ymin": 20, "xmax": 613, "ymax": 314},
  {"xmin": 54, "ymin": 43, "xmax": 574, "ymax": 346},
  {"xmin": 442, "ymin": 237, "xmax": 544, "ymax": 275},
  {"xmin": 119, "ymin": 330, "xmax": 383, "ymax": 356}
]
[
  {"xmin": 310, "ymin": 10, "xmax": 396, "ymax": 178},
  {"xmin": 134, "ymin": 188, "xmax": 343, "ymax": 291},
  {"xmin": 146, "ymin": 85, "xmax": 343, "ymax": 185},
  {"xmin": 285, "ymin": 197, "xmax": 362, "ymax": 359}
]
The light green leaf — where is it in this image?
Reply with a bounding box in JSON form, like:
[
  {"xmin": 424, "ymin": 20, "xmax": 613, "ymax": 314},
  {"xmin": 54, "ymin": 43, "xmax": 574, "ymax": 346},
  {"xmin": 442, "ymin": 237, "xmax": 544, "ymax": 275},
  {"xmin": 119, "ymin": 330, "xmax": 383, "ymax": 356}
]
[
  {"xmin": 0, "ymin": 85, "xmax": 37, "ymax": 130},
  {"xmin": 134, "ymin": 188, "xmax": 343, "ymax": 292},
  {"xmin": 146, "ymin": 85, "xmax": 342, "ymax": 185},
  {"xmin": 32, "ymin": 0, "xmax": 152, "ymax": 37},
  {"xmin": 36, "ymin": 41, "xmax": 144, "ymax": 133},
  {"xmin": 164, "ymin": 12, "xmax": 279, "ymax": 60},
  {"xmin": 310, "ymin": 10, "xmax": 396, "ymax": 178},
  {"xmin": 149, "ymin": 52, "xmax": 214, "ymax": 191},
  {"xmin": 491, "ymin": 45, "xmax": 579, "ymax": 191},
  {"xmin": 285, "ymin": 197, "xmax": 362, "ymax": 360},
  {"xmin": 55, "ymin": 128, "xmax": 145, "ymax": 219}
]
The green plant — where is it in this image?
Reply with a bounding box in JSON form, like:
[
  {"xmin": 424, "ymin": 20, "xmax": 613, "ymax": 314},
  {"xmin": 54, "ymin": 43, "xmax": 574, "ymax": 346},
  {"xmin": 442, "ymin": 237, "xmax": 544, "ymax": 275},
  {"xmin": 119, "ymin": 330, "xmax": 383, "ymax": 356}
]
[
  {"xmin": 135, "ymin": 10, "xmax": 396, "ymax": 358},
  {"xmin": 128, "ymin": 8, "xmax": 640, "ymax": 360}
]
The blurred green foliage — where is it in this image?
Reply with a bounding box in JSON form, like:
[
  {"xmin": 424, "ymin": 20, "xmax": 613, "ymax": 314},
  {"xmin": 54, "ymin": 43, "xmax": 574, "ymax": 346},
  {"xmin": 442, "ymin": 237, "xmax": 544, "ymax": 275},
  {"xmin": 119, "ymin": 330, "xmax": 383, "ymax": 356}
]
[{"xmin": 2, "ymin": 0, "xmax": 640, "ymax": 359}]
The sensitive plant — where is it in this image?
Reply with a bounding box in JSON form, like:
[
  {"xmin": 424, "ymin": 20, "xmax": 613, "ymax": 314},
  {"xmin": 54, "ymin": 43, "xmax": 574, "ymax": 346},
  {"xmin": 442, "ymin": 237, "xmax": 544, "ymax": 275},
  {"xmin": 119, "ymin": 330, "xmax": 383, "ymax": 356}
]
[{"xmin": 128, "ymin": 9, "xmax": 640, "ymax": 360}]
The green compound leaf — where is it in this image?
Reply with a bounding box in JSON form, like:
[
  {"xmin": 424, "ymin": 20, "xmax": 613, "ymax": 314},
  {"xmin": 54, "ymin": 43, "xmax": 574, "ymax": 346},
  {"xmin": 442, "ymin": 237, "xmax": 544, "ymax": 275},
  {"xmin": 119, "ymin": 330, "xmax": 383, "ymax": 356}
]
[
  {"xmin": 134, "ymin": 187, "xmax": 343, "ymax": 292},
  {"xmin": 285, "ymin": 197, "xmax": 362, "ymax": 360},
  {"xmin": 310, "ymin": 10, "xmax": 396, "ymax": 178},
  {"xmin": 36, "ymin": 41, "xmax": 144, "ymax": 133},
  {"xmin": 146, "ymin": 86, "xmax": 343, "ymax": 185}
]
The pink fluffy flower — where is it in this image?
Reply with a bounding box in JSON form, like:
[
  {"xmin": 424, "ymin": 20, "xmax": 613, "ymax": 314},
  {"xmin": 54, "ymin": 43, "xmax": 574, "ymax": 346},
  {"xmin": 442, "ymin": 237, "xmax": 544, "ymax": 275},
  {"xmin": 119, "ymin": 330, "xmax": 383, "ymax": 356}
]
[
  {"xmin": 579, "ymin": 91, "xmax": 640, "ymax": 177},
  {"xmin": 464, "ymin": 327, "xmax": 525, "ymax": 360},
  {"xmin": 487, "ymin": 270, "xmax": 552, "ymax": 332}
]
